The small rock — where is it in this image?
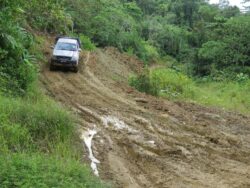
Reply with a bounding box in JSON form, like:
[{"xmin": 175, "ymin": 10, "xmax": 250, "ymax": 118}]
[{"xmin": 135, "ymin": 98, "xmax": 148, "ymax": 103}]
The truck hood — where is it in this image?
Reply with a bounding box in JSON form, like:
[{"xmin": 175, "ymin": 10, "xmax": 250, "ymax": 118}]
[{"xmin": 53, "ymin": 50, "xmax": 76, "ymax": 57}]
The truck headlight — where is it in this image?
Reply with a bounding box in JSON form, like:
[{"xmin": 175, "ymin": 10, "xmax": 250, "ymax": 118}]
[{"xmin": 71, "ymin": 55, "xmax": 78, "ymax": 61}]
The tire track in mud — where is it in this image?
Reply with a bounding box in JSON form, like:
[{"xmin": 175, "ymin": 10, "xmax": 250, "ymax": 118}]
[{"xmin": 41, "ymin": 48, "xmax": 250, "ymax": 188}]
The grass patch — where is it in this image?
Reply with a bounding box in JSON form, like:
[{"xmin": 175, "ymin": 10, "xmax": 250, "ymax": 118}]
[
  {"xmin": 129, "ymin": 68, "xmax": 250, "ymax": 114},
  {"xmin": 0, "ymin": 153, "xmax": 108, "ymax": 188},
  {"xmin": 194, "ymin": 81, "xmax": 250, "ymax": 114},
  {"xmin": 0, "ymin": 93, "xmax": 109, "ymax": 187},
  {"xmin": 0, "ymin": 94, "xmax": 75, "ymax": 154}
]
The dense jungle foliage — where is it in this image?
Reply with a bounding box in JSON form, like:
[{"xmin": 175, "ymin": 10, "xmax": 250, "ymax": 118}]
[
  {"xmin": 64, "ymin": 0, "xmax": 250, "ymax": 78},
  {"xmin": 1, "ymin": 0, "xmax": 250, "ymax": 95}
]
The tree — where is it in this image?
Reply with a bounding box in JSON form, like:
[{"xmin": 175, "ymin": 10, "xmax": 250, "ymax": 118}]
[
  {"xmin": 135, "ymin": 0, "xmax": 158, "ymax": 15},
  {"xmin": 151, "ymin": 24, "xmax": 188, "ymax": 57},
  {"xmin": 197, "ymin": 41, "xmax": 227, "ymax": 75},
  {"xmin": 198, "ymin": 4, "xmax": 220, "ymax": 22},
  {"xmin": 196, "ymin": 15, "xmax": 250, "ymax": 75},
  {"xmin": 91, "ymin": 4, "xmax": 139, "ymax": 50},
  {"xmin": 170, "ymin": 0, "xmax": 199, "ymax": 28}
]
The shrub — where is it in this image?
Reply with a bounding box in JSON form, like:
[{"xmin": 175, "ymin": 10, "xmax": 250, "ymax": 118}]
[
  {"xmin": 150, "ymin": 68, "xmax": 194, "ymax": 98},
  {"xmin": 0, "ymin": 11, "xmax": 37, "ymax": 96},
  {"xmin": 79, "ymin": 34, "xmax": 96, "ymax": 51},
  {"xmin": 129, "ymin": 68, "xmax": 151, "ymax": 94},
  {"xmin": 141, "ymin": 41, "xmax": 160, "ymax": 62},
  {"xmin": 129, "ymin": 68, "xmax": 194, "ymax": 98},
  {"xmin": 235, "ymin": 73, "xmax": 249, "ymax": 83}
]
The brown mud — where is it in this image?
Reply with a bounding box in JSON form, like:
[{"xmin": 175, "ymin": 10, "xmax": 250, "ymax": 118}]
[{"xmin": 41, "ymin": 46, "xmax": 250, "ymax": 188}]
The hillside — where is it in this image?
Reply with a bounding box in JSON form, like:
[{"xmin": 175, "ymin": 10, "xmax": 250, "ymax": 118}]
[{"xmin": 41, "ymin": 44, "xmax": 250, "ymax": 188}]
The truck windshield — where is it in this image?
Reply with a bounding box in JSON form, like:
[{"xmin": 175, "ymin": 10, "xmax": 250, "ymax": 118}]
[{"xmin": 55, "ymin": 42, "xmax": 77, "ymax": 51}]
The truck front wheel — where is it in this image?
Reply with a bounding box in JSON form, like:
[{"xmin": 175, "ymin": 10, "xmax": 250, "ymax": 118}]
[
  {"xmin": 50, "ymin": 64, "xmax": 56, "ymax": 71},
  {"xmin": 73, "ymin": 66, "xmax": 78, "ymax": 73}
]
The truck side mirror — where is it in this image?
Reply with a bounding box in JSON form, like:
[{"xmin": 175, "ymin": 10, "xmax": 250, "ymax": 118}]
[{"xmin": 50, "ymin": 45, "xmax": 54, "ymax": 49}]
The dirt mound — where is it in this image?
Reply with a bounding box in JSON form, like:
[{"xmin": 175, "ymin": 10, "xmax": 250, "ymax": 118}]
[{"xmin": 41, "ymin": 47, "xmax": 250, "ymax": 188}]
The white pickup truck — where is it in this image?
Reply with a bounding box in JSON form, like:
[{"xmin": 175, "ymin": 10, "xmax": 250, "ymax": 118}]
[{"xmin": 50, "ymin": 37, "xmax": 81, "ymax": 73}]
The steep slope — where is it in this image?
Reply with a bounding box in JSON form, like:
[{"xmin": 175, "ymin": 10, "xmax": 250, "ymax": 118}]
[{"xmin": 41, "ymin": 47, "xmax": 250, "ymax": 188}]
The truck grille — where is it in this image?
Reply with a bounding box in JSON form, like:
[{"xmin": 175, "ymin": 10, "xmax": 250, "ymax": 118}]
[{"xmin": 56, "ymin": 56, "xmax": 71, "ymax": 61}]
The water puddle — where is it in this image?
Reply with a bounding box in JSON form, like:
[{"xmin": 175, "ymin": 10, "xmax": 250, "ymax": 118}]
[
  {"xmin": 81, "ymin": 129, "xmax": 100, "ymax": 176},
  {"xmin": 101, "ymin": 115, "xmax": 136, "ymax": 133},
  {"xmin": 147, "ymin": 140, "xmax": 155, "ymax": 145}
]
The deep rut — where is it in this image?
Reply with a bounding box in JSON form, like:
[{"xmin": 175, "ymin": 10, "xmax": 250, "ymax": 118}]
[{"xmin": 41, "ymin": 48, "xmax": 250, "ymax": 188}]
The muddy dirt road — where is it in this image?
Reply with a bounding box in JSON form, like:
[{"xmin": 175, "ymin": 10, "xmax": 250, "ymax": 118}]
[{"xmin": 41, "ymin": 47, "xmax": 250, "ymax": 188}]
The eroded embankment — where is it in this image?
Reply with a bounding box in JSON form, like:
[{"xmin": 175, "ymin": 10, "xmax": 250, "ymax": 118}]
[{"xmin": 41, "ymin": 47, "xmax": 250, "ymax": 188}]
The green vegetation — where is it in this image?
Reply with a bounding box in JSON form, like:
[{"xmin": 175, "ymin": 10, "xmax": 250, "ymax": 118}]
[
  {"xmin": 0, "ymin": 154, "xmax": 106, "ymax": 188},
  {"xmin": 0, "ymin": 1, "xmax": 107, "ymax": 186},
  {"xmin": 0, "ymin": 0, "xmax": 250, "ymax": 185},
  {"xmin": 130, "ymin": 68, "xmax": 250, "ymax": 114},
  {"xmin": 2, "ymin": 0, "xmax": 250, "ymax": 83},
  {"xmin": 195, "ymin": 80, "xmax": 250, "ymax": 113},
  {"xmin": 0, "ymin": 94, "xmax": 74, "ymax": 154},
  {"xmin": 0, "ymin": 93, "xmax": 108, "ymax": 187},
  {"xmin": 60, "ymin": 0, "xmax": 250, "ymax": 76},
  {"xmin": 79, "ymin": 34, "xmax": 96, "ymax": 51},
  {"xmin": 0, "ymin": 12, "xmax": 36, "ymax": 95}
]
